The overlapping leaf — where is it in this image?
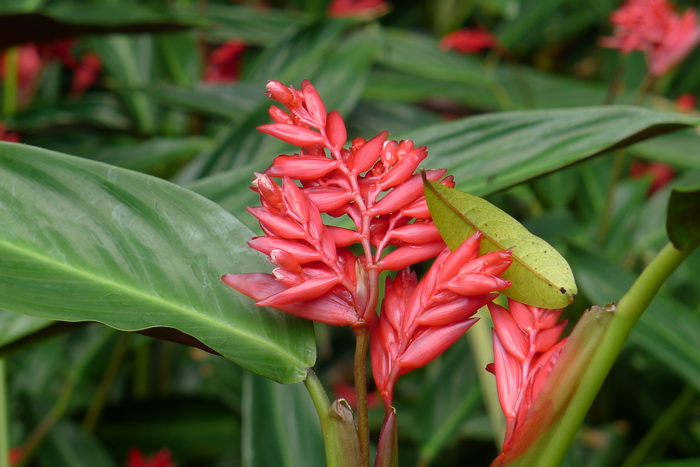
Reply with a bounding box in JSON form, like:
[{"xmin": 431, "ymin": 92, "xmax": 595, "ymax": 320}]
[{"xmin": 0, "ymin": 142, "xmax": 315, "ymax": 383}]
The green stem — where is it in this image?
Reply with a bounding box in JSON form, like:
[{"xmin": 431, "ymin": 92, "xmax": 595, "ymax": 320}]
[
  {"xmin": 304, "ymin": 369, "xmax": 361, "ymax": 467},
  {"xmin": 534, "ymin": 242, "xmax": 691, "ymax": 466},
  {"xmin": 354, "ymin": 328, "xmax": 370, "ymax": 467},
  {"xmin": 82, "ymin": 333, "xmax": 131, "ymax": 432},
  {"xmin": 304, "ymin": 367, "xmax": 332, "ymax": 433},
  {"xmin": 3, "ymin": 47, "xmax": 19, "ymax": 118},
  {"xmin": 0, "ymin": 359, "xmax": 8, "ymax": 467},
  {"xmin": 621, "ymin": 385, "xmax": 697, "ymax": 467}
]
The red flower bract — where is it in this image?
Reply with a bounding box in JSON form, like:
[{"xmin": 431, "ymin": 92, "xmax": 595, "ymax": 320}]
[{"xmin": 600, "ymin": 0, "xmax": 700, "ymax": 76}]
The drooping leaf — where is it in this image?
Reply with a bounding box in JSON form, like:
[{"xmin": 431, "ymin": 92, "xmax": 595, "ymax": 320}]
[
  {"xmin": 405, "ymin": 106, "xmax": 700, "ymax": 197},
  {"xmin": 424, "ymin": 179, "xmax": 576, "ymax": 308},
  {"xmin": 0, "ymin": 142, "xmax": 315, "ymax": 383},
  {"xmin": 666, "ymin": 186, "xmax": 700, "ymax": 251}
]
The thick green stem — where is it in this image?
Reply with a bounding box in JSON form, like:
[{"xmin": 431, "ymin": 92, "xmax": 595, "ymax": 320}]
[
  {"xmin": 354, "ymin": 327, "xmax": 371, "ymax": 467},
  {"xmin": 304, "ymin": 369, "xmax": 360, "ymax": 467},
  {"xmin": 0, "ymin": 359, "xmax": 8, "ymax": 467},
  {"xmin": 532, "ymin": 243, "xmax": 691, "ymax": 466}
]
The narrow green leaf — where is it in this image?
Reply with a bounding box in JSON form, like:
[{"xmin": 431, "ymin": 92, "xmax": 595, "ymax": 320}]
[
  {"xmin": 242, "ymin": 372, "xmax": 324, "ymax": 467},
  {"xmin": 403, "ymin": 106, "xmax": 700, "ymax": 197},
  {"xmin": 0, "ymin": 142, "xmax": 315, "ymax": 383},
  {"xmin": 667, "ymin": 186, "xmax": 700, "ymax": 251},
  {"xmin": 424, "ymin": 179, "xmax": 576, "ymax": 308}
]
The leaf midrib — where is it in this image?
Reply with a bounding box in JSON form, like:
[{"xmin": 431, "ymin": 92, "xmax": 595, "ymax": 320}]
[{"xmin": 0, "ymin": 237, "xmax": 309, "ymax": 368}]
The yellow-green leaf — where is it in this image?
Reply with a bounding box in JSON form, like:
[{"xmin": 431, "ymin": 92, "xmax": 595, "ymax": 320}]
[{"xmin": 424, "ymin": 178, "xmax": 576, "ymax": 308}]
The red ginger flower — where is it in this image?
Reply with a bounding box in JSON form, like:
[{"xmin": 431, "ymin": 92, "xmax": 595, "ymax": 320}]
[
  {"xmin": 440, "ymin": 28, "xmax": 496, "ymax": 54},
  {"xmin": 371, "ymin": 232, "xmax": 512, "ymax": 406},
  {"xmin": 223, "ymin": 80, "xmax": 455, "ymax": 328},
  {"xmin": 126, "ymin": 448, "xmax": 175, "ymax": 467},
  {"xmin": 327, "ymin": 0, "xmax": 390, "ymax": 18},
  {"xmin": 486, "ymin": 299, "xmax": 567, "ymax": 453},
  {"xmin": 204, "ymin": 40, "xmax": 246, "ymax": 83},
  {"xmin": 600, "ymin": 0, "xmax": 700, "ymax": 76}
]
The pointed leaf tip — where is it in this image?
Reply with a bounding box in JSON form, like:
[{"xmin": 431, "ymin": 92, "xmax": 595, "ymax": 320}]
[{"xmin": 424, "ymin": 180, "xmax": 577, "ymax": 308}]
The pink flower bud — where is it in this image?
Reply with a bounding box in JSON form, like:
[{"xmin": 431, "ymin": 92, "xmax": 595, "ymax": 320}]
[
  {"xmin": 281, "ymin": 177, "xmax": 309, "ymax": 223},
  {"xmin": 445, "ymin": 273, "xmax": 511, "ymax": 295},
  {"xmin": 301, "ymin": 80, "xmax": 327, "ymax": 127},
  {"xmin": 370, "ymin": 169, "xmax": 446, "ymax": 216},
  {"xmin": 266, "ymin": 80, "xmax": 294, "ymax": 104},
  {"xmin": 326, "ymin": 110, "xmax": 347, "ymax": 148},
  {"xmin": 258, "ymin": 123, "xmax": 325, "ymax": 147},
  {"xmin": 348, "ymin": 131, "xmax": 388, "ymax": 174},
  {"xmin": 327, "ymin": 226, "xmax": 361, "ymax": 247},
  {"xmin": 437, "ymin": 232, "xmax": 482, "ymax": 283},
  {"xmin": 246, "ymin": 207, "xmax": 306, "ymax": 239},
  {"xmin": 268, "ymin": 155, "xmax": 340, "ymax": 180},
  {"xmin": 379, "ymin": 145, "xmax": 427, "ymax": 190},
  {"xmin": 389, "ymin": 222, "xmax": 441, "ymax": 245},
  {"xmin": 416, "ymin": 295, "xmax": 494, "ymax": 326},
  {"xmin": 252, "ymin": 173, "xmax": 284, "ymax": 208},
  {"xmin": 377, "ymin": 241, "xmax": 446, "ymax": 271},
  {"xmin": 270, "ymin": 248, "xmax": 300, "ymax": 271},
  {"xmin": 304, "ymin": 187, "xmax": 352, "ymax": 213},
  {"xmin": 257, "ymin": 275, "xmax": 340, "ymax": 306},
  {"xmin": 248, "ymin": 237, "xmax": 321, "ymax": 263},
  {"xmin": 397, "ymin": 319, "xmax": 478, "ymax": 369},
  {"xmin": 269, "ymin": 105, "xmax": 293, "ymax": 124}
]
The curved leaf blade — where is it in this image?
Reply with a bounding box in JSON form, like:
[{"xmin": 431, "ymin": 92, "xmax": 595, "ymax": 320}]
[
  {"xmin": 667, "ymin": 186, "xmax": 700, "ymax": 252},
  {"xmin": 404, "ymin": 106, "xmax": 700, "ymax": 197},
  {"xmin": 0, "ymin": 142, "xmax": 315, "ymax": 383},
  {"xmin": 424, "ymin": 179, "xmax": 576, "ymax": 308}
]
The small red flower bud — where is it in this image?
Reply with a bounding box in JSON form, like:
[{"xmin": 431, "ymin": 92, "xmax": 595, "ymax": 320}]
[
  {"xmin": 258, "ymin": 123, "xmax": 325, "ymax": 147},
  {"xmin": 348, "ymin": 131, "xmax": 388, "ymax": 174},
  {"xmin": 266, "ymin": 80, "xmax": 294, "ymax": 104},
  {"xmin": 269, "ymin": 105, "xmax": 293, "ymax": 124},
  {"xmin": 268, "ymin": 155, "xmax": 340, "ymax": 180},
  {"xmin": 301, "ymin": 80, "xmax": 327, "ymax": 127},
  {"xmin": 326, "ymin": 110, "xmax": 347, "ymax": 148}
]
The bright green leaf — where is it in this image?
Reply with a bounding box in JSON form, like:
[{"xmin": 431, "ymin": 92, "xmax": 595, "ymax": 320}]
[
  {"xmin": 667, "ymin": 186, "xmax": 700, "ymax": 252},
  {"xmin": 0, "ymin": 142, "xmax": 315, "ymax": 383},
  {"xmin": 424, "ymin": 179, "xmax": 576, "ymax": 308}
]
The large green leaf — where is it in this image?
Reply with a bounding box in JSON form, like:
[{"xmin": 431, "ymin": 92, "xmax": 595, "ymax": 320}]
[
  {"xmin": 402, "ymin": 106, "xmax": 700, "ymax": 196},
  {"xmin": 0, "ymin": 309, "xmax": 52, "ymax": 348},
  {"xmin": 0, "ymin": 142, "xmax": 315, "ymax": 383},
  {"xmin": 425, "ymin": 180, "xmax": 576, "ymax": 308}
]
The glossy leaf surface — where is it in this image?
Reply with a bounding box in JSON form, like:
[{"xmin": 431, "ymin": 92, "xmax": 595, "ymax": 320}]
[{"xmin": 0, "ymin": 142, "xmax": 315, "ymax": 383}]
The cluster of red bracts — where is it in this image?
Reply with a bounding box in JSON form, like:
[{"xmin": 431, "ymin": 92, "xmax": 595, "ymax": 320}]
[
  {"xmin": 221, "ymin": 79, "xmax": 535, "ymax": 410},
  {"xmin": 487, "ymin": 299, "xmax": 567, "ymax": 450},
  {"xmin": 371, "ymin": 232, "xmax": 512, "ymax": 406}
]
